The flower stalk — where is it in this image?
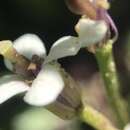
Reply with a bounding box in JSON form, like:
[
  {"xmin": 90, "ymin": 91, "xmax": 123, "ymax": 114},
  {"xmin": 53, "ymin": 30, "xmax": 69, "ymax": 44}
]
[
  {"xmin": 95, "ymin": 40, "xmax": 129, "ymax": 128},
  {"xmin": 80, "ymin": 105, "xmax": 119, "ymax": 130}
]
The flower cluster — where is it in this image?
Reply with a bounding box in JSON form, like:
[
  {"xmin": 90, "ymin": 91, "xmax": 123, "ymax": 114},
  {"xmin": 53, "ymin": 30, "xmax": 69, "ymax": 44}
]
[
  {"xmin": 0, "ymin": 20, "xmax": 108, "ymax": 106},
  {"xmin": 0, "ymin": 0, "xmax": 117, "ymax": 108}
]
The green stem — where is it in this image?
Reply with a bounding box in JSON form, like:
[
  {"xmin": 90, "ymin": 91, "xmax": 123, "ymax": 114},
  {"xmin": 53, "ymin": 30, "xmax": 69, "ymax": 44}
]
[
  {"xmin": 95, "ymin": 40, "xmax": 128, "ymax": 128},
  {"xmin": 80, "ymin": 105, "xmax": 119, "ymax": 130}
]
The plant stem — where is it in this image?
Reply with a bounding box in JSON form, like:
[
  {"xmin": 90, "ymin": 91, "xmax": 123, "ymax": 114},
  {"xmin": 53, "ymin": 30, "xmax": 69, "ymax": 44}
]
[
  {"xmin": 95, "ymin": 40, "xmax": 128, "ymax": 128},
  {"xmin": 80, "ymin": 105, "xmax": 119, "ymax": 130}
]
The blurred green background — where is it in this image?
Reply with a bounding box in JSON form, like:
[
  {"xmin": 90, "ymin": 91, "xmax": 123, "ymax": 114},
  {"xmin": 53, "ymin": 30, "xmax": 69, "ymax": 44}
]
[{"xmin": 0, "ymin": 0, "xmax": 130, "ymax": 130}]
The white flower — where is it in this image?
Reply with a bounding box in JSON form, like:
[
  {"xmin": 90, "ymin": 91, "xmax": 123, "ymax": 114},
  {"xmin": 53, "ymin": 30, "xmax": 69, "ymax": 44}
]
[
  {"xmin": 75, "ymin": 18, "xmax": 108, "ymax": 47},
  {"xmin": 0, "ymin": 19, "xmax": 107, "ymax": 106},
  {"xmin": 0, "ymin": 34, "xmax": 80, "ymax": 106},
  {"xmin": 46, "ymin": 18, "xmax": 107, "ymax": 62}
]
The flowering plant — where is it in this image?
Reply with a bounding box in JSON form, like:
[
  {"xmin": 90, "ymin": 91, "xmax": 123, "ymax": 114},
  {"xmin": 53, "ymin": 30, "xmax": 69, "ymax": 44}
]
[{"xmin": 0, "ymin": 0, "xmax": 130, "ymax": 130}]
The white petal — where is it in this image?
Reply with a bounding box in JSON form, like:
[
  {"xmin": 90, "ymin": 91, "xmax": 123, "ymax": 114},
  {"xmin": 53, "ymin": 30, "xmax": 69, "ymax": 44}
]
[
  {"xmin": 124, "ymin": 124, "xmax": 130, "ymax": 130},
  {"xmin": 14, "ymin": 34, "xmax": 46, "ymax": 59},
  {"xmin": 4, "ymin": 59, "xmax": 13, "ymax": 71},
  {"xmin": 45, "ymin": 36, "xmax": 80, "ymax": 63},
  {"xmin": 76, "ymin": 18, "xmax": 108, "ymax": 47},
  {"xmin": 0, "ymin": 75, "xmax": 29, "ymax": 104},
  {"xmin": 24, "ymin": 63, "xmax": 64, "ymax": 106}
]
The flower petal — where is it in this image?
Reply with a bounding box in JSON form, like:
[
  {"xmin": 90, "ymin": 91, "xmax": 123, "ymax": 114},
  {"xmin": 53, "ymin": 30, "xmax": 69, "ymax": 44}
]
[
  {"xmin": 0, "ymin": 75, "xmax": 29, "ymax": 104},
  {"xmin": 4, "ymin": 59, "xmax": 13, "ymax": 71},
  {"xmin": 24, "ymin": 63, "xmax": 64, "ymax": 106},
  {"xmin": 14, "ymin": 34, "xmax": 46, "ymax": 59},
  {"xmin": 45, "ymin": 36, "xmax": 80, "ymax": 63},
  {"xmin": 4, "ymin": 34, "xmax": 46, "ymax": 71},
  {"xmin": 76, "ymin": 18, "xmax": 108, "ymax": 47}
]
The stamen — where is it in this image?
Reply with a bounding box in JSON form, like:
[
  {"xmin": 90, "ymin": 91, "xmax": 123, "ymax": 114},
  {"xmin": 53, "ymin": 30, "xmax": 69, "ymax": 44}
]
[{"xmin": 29, "ymin": 55, "xmax": 44, "ymax": 77}]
